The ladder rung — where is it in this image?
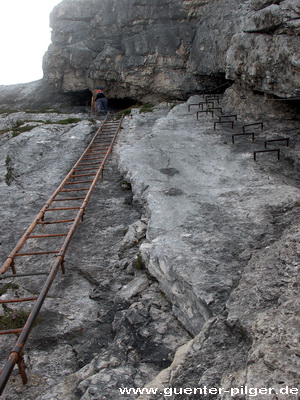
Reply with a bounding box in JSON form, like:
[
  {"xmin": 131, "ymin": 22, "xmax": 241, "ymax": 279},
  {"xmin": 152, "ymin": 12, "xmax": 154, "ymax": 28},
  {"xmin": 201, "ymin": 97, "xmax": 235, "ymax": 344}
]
[
  {"xmin": 37, "ymin": 219, "xmax": 75, "ymax": 224},
  {"xmin": 28, "ymin": 233, "xmax": 68, "ymax": 238},
  {"xmin": 0, "ymin": 328, "xmax": 23, "ymax": 335},
  {"xmin": 15, "ymin": 251, "xmax": 59, "ymax": 256},
  {"xmin": 88, "ymin": 145, "xmax": 109, "ymax": 149},
  {"xmin": 81, "ymin": 156, "xmax": 104, "ymax": 161},
  {"xmin": 70, "ymin": 174, "xmax": 96, "ymax": 178},
  {"xmin": 64, "ymin": 180, "xmax": 94, "ymax": 185},
  {"xmin": 86, "ymin": 149, "xmax": 108, "ymax": 153},
  {"xmin": 77, "ymin": 161, "xmax": 101, "ymax": 166},
  {"xmin": 0, "ymin": 297, "xmax": 38, "ymax": 303},
  {"xmin": 53, "ymin": 197, "xmax": 86, "ymax": 201},
  {"xmin": 1, "ymin": 273, "xmax": 48, "ymax": 280},
  {"xmin": 45, "ymin": 207, "xmax": 81, "ymax": 211},
  {"xmin": 59, "ymin": 188, "xmax": 90, "ymax": 192},
  {"xmin": 73, "ymin": 167, "xmax": 99, "ymax": 172}
]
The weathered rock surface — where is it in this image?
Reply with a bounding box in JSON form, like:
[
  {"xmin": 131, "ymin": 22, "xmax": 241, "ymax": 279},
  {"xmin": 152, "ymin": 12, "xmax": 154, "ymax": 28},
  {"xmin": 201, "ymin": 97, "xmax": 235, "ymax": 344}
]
[
  {"xmin": 0, "ymin": 0, "xmax": 299, "ymax": 396},
  {"xmin": 116, "ymin": 99, "xmax": 300, "ymax": 399},
  {"xmin": 0, "ymin": 0, "xmax": 299, "ymax": 110},
  {"xmin": 226, "ymin": 0, "xmax": 300, "ymax": 98},
  {"xmin": 0, "ymin": 110, "xmax": 190, "ymax": 400},
  {"xmin": 0, "ymin": 80, "xmax": 91, "ymax": 112},
  {"xmin": 0, "ymin": 88, "xmax": 300, "ymax": 399},
  {"xmin": 41, "ymin": 0, "xmax": 299, "ymax": 102},
  {"xmin": 43, "ymin": 0, "xmax": 205, "ymax": 101}
]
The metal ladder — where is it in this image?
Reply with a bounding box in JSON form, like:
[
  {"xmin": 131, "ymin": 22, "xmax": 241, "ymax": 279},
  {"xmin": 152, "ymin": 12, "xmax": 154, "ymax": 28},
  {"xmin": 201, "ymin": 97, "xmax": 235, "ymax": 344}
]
[{"xmin": 0, "ymin": 114, "xmax": 124, "ymax": 394}]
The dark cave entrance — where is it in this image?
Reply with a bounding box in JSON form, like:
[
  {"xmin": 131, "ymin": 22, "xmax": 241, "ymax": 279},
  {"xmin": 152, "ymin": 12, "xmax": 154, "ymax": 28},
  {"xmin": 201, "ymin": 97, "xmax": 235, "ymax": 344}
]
[
  {"xmin": 67, "ymin": 89, "xmax": 138, "ymax": 113},
  {"xmin": 106, "ymin": 97, "xmax": 139, "ymax": 112}
]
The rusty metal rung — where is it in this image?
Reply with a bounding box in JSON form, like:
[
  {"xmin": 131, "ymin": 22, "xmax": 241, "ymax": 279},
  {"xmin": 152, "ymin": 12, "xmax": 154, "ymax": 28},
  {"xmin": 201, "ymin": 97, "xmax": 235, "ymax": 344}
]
[
  {"xmin": 264, "ymin": 138, "xmax": 289, "ymax": 148},
  {"xmin": 77, "ymin": 162, "xmax": 102, "ymax": 166},
  {"xmin": 0, "ymin": 273, "xmax": 47, "ymax": 280},
  {"xmin": 232, "ymin": 132, "xmax": 255, "ymax": 144},
  {"xmin": 28, "ymin": 234, "xmax": 68, "ymax": 238},
  {"xmin": 37, "ymin": 219, "xmax": 75, "ymax": 224},
  {"xmin": 64, "ymin": 180, "xmax": 94, "ymax": 185},
  {"xmin": 74, "ymin": 167, "xmax": 99, "ymax": 172},
  {"xmin": 70, "ymin": 174, "xmax": 96, "ymax": 178},
  {"xmin": 59, "ymin": 188, "xmax": 90, "ymax": 192},
  {"xmin": 53, "ymin": 197, "xmax": 86, "ymax": 202},
  {"xmin": 81, "ymin": 156, "xmax": 105, "ymax": 161},
  {"xmin": 90, "ymin": 144, "xmax": 105, "ymax": 148},
  {"xmin": 15, "ymin": 251, "xmax": 59, "ymax": 256},
  {"xmin": 242, "ymin": 122, "xmax": 263, "ymax": 133},
  {"xmin": 254, "ymin": 148, "xmax": 280, "ymax": 161},
  {"xmin": 86, "ymin": 148, "xmax": 108, "ymax": 152},
  {"xmin": 219, "ymin": 114, "xmax": 237, "ymax": 121},
  {"xmin": 0, "ymin": 297, "xmax": 39, "ymax": 303},
  {"xmin": 45, "ymin": 207, "xmax": 81, "ymax": 211},
  {"xmin": 0, "ymin": 329, "xmax": 23, "ymax": 336}
]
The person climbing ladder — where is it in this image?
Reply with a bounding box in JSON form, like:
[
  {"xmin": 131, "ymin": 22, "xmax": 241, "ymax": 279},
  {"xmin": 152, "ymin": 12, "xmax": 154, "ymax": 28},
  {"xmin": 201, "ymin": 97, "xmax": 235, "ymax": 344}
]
[{"xmin": 92, "ymin": 87, "xmax": 108, "ymax": 115}]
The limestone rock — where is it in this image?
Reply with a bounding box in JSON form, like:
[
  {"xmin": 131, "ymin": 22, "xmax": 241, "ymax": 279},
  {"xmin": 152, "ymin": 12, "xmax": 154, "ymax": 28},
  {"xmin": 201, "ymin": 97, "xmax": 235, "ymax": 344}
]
[
  {"xmin": 43, "ymin": 0, "xmax": 201, "ymax": 100},
  {"xmin": 116, "ymin": 99, "xmax": 300, "ymax": 398},
  {"xmin": 1, "ymin": 93, "xmax": 300, "ymax": 399},
  {"xmin": 0, "ymin": 0, "xmax": 299, "ymax": 110},
  {"xmin": 118, "ymin": 273, "xmax": 150, "ymax": 300},
  {"xmin": 42, "ymin": 0, "xmax": 299, "ymax": 102},
  {"xmin": 225, "ymin": 0, "xmax": 300, "ymax": 97}
]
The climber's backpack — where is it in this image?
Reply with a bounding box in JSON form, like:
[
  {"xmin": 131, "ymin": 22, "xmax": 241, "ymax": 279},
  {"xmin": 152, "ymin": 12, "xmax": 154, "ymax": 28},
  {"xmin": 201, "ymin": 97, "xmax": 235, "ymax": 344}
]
[
  {"xmin": 96, "ymin": 91, "xmax": 105, "ymax": 99},
  {"xmin": 93, "ymin": 89, "xmax": 105, "ymax": 101}
]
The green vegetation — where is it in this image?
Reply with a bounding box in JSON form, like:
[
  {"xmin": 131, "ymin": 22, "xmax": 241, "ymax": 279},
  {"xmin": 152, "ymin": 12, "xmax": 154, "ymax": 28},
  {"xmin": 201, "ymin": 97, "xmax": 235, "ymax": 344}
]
[
  {"xmin": 132, "ymin": 253, "xmax": 145, "ymax": 270},
  {"xmin": 24, "ymin": 109, "xmax": 62, "ymax": 114},
  {"xmin": 139, "ymin": 103, "xmax": 154, "ymax": 113},
  {"xmin": 120, "ymin": 180, "xmax": 132, "ymax": 191},
  {"xmin": 0, "ymin": 283, "xmax": 19, "ymax": 297},
  {"xmin": 0, "ymin": 284, "xmax": 38, "ymax": 331},
  {"xmin": 12, "ymin": 123, "xmax": 37, "ymax": 137},
  {"xmin": 5, "ymin": 154, "xmax": 11, "ymax": 165},
  {"xmin": 0, "ymin": 307, "xmax": 31, "ymax": 331},
  {"xmin": 120, "ymin": 108, "xmax": 132, "ymax": 116},
  {"xmin": 0, "ymin": 109, "xmax": 18, "ymax": 115},
  {"xmin": 0, "ymin": 128, "xmax": 10, "ymax": 135},
  {"xmin": 117, "ymin": 105, "xmax": 140, "ymax": 117},
  {"xmin": 4, "ymin": 117, "xmax": 82, "ymax": 138},
  {"xmin": 4, "ymin": 172, "xmax": 13, "ymax": 183},
  {"xmin": 5, "ymin": 153, "xmax": 13, "ymax": 185},
  {"xmin": 1, "ymin": 115, "xmax": 83, "ymax": 139}
]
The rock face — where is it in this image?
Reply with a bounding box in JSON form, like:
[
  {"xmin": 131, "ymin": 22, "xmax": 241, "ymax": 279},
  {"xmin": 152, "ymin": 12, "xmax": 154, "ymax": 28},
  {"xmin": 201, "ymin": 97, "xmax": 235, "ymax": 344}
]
[
  {"xmin": 0, "ymin": 95, "xmax": 299, "ymax": 399},
  {"xmin": 0, "ymin": 80, "xmax": 91, "ymax": 112},
  {"xmin": 117, "ymin": 100, "xmax": 300, "ymax": 399},
  {"xmin": 41, "ymin": 0, "xmax": 300, "ymax": 102},
  {"xmin": 0, "ymin": 0, "xmax": 299, "ymax": 398},
  {"xmin": 0, "ymin": 0, "xmax": 298, "ymax": 109},
  {"xmin": 226, "ymin": 0, "xmax": 300, "ymax": 98},
  {"xmin": 43, "ymin": 0, "xmax": 206, "ymax": 101}
]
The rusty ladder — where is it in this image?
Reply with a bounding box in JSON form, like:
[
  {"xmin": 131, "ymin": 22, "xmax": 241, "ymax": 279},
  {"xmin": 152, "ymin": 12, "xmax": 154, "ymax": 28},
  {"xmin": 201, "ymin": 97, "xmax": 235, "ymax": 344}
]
[{"xmin": 0, "ymin": 114, "xmax": 124, "ymax": 394}]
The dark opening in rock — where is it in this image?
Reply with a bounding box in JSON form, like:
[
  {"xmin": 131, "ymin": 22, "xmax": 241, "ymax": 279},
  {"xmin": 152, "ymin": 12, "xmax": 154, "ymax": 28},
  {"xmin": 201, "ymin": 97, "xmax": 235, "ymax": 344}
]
[{"xmin": 106, "ymin": 97, "xmax": 139, "ymax": 112}]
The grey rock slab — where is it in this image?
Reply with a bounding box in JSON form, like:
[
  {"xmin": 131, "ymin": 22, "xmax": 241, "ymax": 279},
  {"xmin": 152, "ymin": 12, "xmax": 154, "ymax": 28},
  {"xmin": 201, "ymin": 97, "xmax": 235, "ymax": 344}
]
[
  {"xmin": 118, "ymin": 274, "xmax": 150, "ymax": 300},
  {"xmin": 116, "ymin": 99, "xmax": 300, "ymax": 335}
]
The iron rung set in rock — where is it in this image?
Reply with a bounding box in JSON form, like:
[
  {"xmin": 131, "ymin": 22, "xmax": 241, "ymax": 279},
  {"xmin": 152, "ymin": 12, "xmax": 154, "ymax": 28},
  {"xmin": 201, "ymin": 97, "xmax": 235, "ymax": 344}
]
[{"xmin": 190, "ymin": 94, "xmax": 291, "ymax": 161}]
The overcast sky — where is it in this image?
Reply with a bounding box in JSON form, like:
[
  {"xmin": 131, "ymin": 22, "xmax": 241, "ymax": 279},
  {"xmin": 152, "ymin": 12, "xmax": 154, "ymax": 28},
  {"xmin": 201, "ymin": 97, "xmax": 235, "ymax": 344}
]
[{"xmin": 0, "ymin": 0, "xmax": 62, "ymax": 85}]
